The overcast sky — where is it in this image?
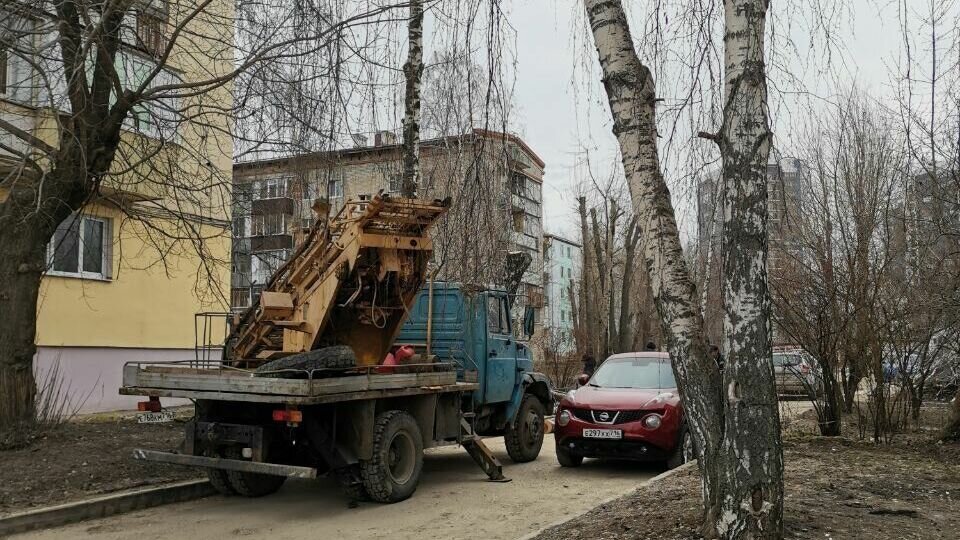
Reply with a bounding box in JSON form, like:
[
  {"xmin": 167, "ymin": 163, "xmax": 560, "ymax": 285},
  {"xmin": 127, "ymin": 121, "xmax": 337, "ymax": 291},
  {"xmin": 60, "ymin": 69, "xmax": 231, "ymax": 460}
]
[{"xmin": 502, "ymin": 0, "xmax": 928, "ymax": 240}]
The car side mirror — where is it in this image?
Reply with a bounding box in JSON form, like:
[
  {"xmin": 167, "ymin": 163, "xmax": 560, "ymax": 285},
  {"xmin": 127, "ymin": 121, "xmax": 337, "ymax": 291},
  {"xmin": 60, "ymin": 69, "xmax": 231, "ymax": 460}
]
[{"xmin": 577, "ymin": 373, "xmax": 590, "ymax": 386}]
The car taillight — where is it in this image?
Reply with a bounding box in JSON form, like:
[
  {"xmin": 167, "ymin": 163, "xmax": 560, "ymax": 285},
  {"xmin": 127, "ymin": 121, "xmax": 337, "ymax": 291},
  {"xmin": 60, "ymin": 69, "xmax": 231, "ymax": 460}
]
[{"xmin": 272, "ymin": 409, "xmax": 303, "ymax": 423}]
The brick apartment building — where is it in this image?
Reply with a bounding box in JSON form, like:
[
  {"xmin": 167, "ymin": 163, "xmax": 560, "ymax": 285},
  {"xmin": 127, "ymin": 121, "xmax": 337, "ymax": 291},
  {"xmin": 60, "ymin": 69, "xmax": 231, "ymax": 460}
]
[{"xmin": 231, "ymin": 128, "xmax": 546, "ymax": 329}]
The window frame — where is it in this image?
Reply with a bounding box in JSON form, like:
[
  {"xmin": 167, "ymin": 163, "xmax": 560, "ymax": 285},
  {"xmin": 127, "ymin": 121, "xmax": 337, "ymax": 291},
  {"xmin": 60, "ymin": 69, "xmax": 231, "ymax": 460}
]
[
  {"xmin": 136, "ymin": 7, "xmax": 169, "ymax": 59},
  {"xmin": 46, "ymin": 215, "xmax": 112, "ymax": 281}
]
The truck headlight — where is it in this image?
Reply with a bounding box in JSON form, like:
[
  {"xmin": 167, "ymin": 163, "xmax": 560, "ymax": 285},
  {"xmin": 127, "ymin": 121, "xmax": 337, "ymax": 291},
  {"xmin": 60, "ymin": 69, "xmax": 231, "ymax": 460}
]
[
  {"xmin": 558, "ymin": 409, "xmax": 571, "ymax": 426},
  {"xmin": 643, "ymin": 414, "xmax": 662, "ymax": 429}
]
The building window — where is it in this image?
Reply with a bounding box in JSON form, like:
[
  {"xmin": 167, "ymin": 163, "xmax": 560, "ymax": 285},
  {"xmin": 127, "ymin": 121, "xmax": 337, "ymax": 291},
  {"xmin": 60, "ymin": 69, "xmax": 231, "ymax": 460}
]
[
  {"xmin": 328, "ymin": 176, "xmax": 343, "ymax": 200},
  {"xmin": 48, "ymin": 216, "xmax": 112, "ymax": 280},
  {"xmin": 251, "ymin": 250, "xmax": 290, "ymax": 284},
  {"xmin": 258, "ymin": 177, "xmax": 290, "ymax": 200},
  {"xmin": 231, "ymin": 288, "xmax": 251, "ymax": 309},
  {"xmin": 232, "ymin": 215, "xmax": 247, "ymax": 238},
  {"xmin": 252, "ymin": 214, "xmax": 287, "ymax": 236},
  {"xmin": 566, "ymin": 246, "xmax": 571, "ymax": 258},
  {"xmin": 388, "ymin": 173, "xmax": 402, "ymax": 193},
  {"xmin": 136, "ymin": 9, "xmax": 168, "ymax": 58},
  {"xmin": 511, "ymin": 209, "xmax": 523, "ymax": 233}
]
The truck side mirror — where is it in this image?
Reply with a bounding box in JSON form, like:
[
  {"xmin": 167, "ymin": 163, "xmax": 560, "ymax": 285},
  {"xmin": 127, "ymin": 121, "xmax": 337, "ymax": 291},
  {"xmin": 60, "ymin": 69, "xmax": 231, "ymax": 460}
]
[
  {"xmin": 577, "ymin": 373, "xmax": 590, "ymax": 386},
  {"xmin": 522, "ymin": 306, "xmax": 535, "ymax": 338}
]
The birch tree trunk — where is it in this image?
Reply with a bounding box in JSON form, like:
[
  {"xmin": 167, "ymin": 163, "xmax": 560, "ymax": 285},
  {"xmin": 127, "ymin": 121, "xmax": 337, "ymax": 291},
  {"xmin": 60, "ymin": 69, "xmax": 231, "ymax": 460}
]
[
  {"xmin": 714, "ymin": 0, "xmax": 783, "ymax": 536},
  {"xmin": 582, "ymin": 0, "xmax": 725, "ymax": 533},
  {"xmin": 401, "ymin": 0, "xmax": 424, "ymax": 197}
]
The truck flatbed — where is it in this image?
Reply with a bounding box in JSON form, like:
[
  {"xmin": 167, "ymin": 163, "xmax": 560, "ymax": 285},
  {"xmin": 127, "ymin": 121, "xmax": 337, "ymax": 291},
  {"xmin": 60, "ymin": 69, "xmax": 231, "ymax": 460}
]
[{"xmin": 120, "ymin": 362, "xmax": 478, "ymax": 405}]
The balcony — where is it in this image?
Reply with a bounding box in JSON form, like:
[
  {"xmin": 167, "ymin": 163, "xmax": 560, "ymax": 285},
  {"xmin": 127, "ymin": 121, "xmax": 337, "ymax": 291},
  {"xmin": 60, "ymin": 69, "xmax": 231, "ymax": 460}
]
[
  {"xmin": 250, "ymin": 233, "xmax": 293, "ymax": 252},
  {"xmin": 253, "ymin": 197, "xmax": 295, "ymax": 216}
]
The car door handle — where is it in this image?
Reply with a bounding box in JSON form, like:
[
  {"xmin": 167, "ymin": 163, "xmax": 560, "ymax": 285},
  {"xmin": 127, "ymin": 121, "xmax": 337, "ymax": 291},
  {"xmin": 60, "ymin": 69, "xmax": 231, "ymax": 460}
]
[{"xmin": 489, "ymin": 351, "xmax": 497, "ymax": 357}]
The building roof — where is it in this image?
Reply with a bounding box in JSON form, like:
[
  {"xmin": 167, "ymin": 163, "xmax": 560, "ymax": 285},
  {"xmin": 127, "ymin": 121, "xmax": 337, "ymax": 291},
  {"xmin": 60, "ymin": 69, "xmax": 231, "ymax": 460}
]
[
  {"xmin": 543, "ymin": 232, "xmax": 580, "ymax": 247},
  {"xmin": 233, "ymin": 128, "xmax": 544, "ymax": 173}
]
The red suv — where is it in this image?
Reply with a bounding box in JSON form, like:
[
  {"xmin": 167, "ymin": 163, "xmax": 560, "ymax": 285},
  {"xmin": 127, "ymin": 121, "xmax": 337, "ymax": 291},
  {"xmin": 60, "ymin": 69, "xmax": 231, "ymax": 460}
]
[{"xmin": 554, "ymin": 352, "xmax": 692, "ymax": 468}]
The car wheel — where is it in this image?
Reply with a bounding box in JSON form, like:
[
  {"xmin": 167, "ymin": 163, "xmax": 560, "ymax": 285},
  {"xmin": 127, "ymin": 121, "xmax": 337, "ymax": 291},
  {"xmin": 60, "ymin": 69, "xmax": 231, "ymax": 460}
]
[
  {"xmin": 505, "ymin": 394, "xmax": 546, "ymax": 463},
  {"xmin": 556, "ymin": 443, "xmax": 583, "ymax": 467},
  {"xmin": 667, "ymin": 428, "xmax": 694, "ymax": 469}
]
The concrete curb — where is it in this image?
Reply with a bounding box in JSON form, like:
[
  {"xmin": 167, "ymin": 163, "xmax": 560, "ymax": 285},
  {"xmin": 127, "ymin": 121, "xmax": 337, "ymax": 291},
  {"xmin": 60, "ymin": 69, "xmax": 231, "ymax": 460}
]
[
  {"xmin": 0, "ymin": 479, "xmax": 214, "ymax": 537},
  {"xmin": 516, "ymin": 460, "xmax": 698, "ymax": 540}
]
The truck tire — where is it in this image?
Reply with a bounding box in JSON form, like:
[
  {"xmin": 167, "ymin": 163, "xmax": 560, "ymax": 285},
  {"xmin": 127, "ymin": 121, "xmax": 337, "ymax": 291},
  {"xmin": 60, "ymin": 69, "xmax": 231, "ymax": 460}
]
[
  {"xmin": 255, "ymin": 345, "xmax": 356, "ymax": 376},
  {"xmin": 223, "ymin": 447, "xmax": 287, "ymax": 497},
  {"xmin": 204, "ymin": 449, "xmax": 236, "ymax": 496},
  {"xmin": 666, "ymin": 427, "xmax": 694, "ymax": 469},
  {"xmin": 505, "ymin": 394, "xmax": 545, "ymax": 463},
  {"xmin": 556, "ymin": 443, "xmax": 583, "ymax": 468},
  {"xmin": 360, "ymin": 410, "xmax": 423, "ymax": 503}
]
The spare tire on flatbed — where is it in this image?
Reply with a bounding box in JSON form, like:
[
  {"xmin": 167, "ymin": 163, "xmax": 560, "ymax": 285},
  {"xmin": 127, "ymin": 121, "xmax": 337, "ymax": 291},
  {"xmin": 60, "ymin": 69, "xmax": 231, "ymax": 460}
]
[{"xmin": 254, "ymin": 345, "xmax": 356, "ymax": 377}]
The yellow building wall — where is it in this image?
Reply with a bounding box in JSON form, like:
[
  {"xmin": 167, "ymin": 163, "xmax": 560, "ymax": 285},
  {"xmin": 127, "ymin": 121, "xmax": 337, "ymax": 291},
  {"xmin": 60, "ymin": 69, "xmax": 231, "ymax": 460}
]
[{"xmin": 34, "ymin": 202, "xmax": 231, "ymax": 350}]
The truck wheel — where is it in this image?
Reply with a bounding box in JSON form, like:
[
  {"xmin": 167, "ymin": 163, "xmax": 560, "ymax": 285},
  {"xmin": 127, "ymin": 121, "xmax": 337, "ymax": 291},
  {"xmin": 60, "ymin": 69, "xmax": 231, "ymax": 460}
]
[
  {"xmin": 556, "ymin": 443, "xmax": 583, "ymax": 468},
  {"xmin": 360, "ymin": 411, "xmax": 423, "ymax": 503},
  {"xmin": 255, "ymin": 345, "xmax": 357, "ymax": 377},
  {"xmin": 666, "ymin": 428, "xmax": 694, "ymax": 469},
  {"xmin": 505, "ymin": 394, "xmax": 545, "ymax": 463},
  {"xmin": 204, "ymin": 449, "xmax": 236, "ymax": 496},
  {"xmin": 223, "ymin": 447, "xmax": 287, "ymax": 497}
]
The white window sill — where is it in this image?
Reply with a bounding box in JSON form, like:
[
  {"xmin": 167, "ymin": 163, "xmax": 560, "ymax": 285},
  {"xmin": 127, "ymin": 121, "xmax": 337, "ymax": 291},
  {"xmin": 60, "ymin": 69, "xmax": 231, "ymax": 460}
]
[{"xmin": 45, "ymin": 271, "xmax": 112, "ymax": 283}]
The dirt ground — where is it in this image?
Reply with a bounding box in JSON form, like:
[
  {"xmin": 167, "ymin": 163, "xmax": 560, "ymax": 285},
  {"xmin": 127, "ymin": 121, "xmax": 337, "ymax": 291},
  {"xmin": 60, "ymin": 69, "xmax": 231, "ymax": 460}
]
[
  {"xmin": 12, "ymin": 434, "xmax": 658, "ymax": 540},
  {"xmin": 0, "ymin": 410, "xmax": 200, "ymax": 514},
  {"xmin": 533, "ymin": 406, "xmax": 960, "ymax": 540}
]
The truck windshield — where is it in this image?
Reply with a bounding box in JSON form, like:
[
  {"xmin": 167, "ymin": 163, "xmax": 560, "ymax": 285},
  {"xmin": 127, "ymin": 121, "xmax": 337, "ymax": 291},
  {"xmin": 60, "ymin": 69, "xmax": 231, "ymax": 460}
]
[{"xmin": 590, "ymin": 357, "xmax": 676, "ymax": 389}]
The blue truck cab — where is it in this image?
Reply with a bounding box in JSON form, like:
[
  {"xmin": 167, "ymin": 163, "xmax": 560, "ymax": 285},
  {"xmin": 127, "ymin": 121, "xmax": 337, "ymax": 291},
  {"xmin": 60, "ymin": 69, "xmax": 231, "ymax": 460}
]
[{"xmin": 397, "ymin": 282, "xmax": 553, "ymax": 462}]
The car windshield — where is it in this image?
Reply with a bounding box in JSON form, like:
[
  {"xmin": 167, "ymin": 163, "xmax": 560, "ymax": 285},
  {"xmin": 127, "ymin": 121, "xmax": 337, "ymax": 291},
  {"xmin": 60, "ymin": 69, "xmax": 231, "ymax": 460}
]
[
  {"xmin": 589, "ymin": 357, "xmax": 676, "ymax": 389},
  {"xmin": 773, "ymin": 354, "xmax": 800, "ymax": 367}
]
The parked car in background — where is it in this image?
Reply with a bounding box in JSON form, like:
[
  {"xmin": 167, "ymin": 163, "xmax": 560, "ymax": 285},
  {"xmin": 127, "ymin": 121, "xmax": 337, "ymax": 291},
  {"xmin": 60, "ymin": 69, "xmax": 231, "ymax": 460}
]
[
  {"xmin": 553, "ymin": 352, "xmax": 691, "ymax": 469},
  {"xmin": 773, "ymin": 350, "xmax": 821, "ymax": 397}
]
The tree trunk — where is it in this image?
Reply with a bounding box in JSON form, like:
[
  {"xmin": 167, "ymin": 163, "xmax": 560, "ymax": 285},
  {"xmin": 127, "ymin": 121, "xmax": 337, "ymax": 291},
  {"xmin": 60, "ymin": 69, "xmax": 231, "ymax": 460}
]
[
  {"xmin": 842, "ymin": 362, "xmax": 862, "ymax": 413},
  {"xmin": 617, "ymin": 219, "xmax": 640, "ymax": 353},
  {"xmin": 819, "ymin": 366, "xmax": 843, "ymax": 436},
  {"xmin": 0, "ymin": 238, "xmax": 44, "ymax": 436},
  {"xmin": 401, "ymin": 0, "xmax": 424, "ymax": 197},
  {"xmin": 716, "ymin": 1, "xmax": 783, "ymax": 535},
  {"xmin": 0, "ymin": 161, "xmax": 87, "ymax": 436},
  {"xmin": 943, "ymin": 386, "xmax": 960, "ymax": 441},
  {"xmin": 583, "ymin": 0, "xmax": 725, "ymax": 534},
  {"xmin": 577, "ymin": 197, "xmax": 597, "ymax": 358}
]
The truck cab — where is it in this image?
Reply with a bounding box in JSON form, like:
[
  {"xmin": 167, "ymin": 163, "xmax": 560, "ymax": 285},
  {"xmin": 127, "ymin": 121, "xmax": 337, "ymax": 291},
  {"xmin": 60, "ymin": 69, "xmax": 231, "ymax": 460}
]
[{"xmin": 397, "ymin": 283, "xmax": 553, "ymax": 456}]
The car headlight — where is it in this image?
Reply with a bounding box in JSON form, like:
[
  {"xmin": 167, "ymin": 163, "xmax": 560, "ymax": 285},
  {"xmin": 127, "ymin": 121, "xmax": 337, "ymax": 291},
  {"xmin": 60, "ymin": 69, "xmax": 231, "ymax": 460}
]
[
  {"xmin": 643, "ymin": 414, "xmax": 662, "ymax": 429},
  {"xmin": 558, "ymin": 409, "xmax": 571, "ymax": 426}
]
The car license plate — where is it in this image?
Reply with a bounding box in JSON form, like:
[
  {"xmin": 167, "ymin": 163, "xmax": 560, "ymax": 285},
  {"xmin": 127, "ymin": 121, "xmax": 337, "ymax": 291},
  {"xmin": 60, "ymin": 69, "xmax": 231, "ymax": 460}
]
[
  {"xmin": 583, "ymin": 428, "xmax": 622, "ymax": 439},
  {"xmin": 137, "ymin": 411, "xmax": 175, "ymax": 424}
]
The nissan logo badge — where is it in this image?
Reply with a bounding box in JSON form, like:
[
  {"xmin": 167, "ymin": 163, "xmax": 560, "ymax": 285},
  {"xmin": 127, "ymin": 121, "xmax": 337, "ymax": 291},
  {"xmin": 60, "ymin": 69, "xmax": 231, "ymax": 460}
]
[{"xmin": 598, "ymin": 412, "xmax": 610, "ymax": 421}]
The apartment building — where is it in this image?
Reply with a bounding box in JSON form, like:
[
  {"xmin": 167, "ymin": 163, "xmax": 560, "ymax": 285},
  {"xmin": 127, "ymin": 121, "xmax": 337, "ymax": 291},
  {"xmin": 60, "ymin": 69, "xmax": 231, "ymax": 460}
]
[
  {"xmin": 542, "ymin": 233, "xmax": 581, "ymax": 353},
  {"xmin": 231, "ymin": 128, "xmax": 546, "ymax": 328},
  {"xmin": 0, "ymin": 1, "xmax": 234, "ymax": 412}
]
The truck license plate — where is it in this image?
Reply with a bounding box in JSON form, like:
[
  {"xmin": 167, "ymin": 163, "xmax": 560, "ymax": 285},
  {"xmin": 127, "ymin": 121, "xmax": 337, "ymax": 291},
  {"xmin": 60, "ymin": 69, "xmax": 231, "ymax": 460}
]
[
  {"xmin": 583, "ymin": 428, "xmax": 622, "ymax": 439},
  {"xmin": 137, "ymin": 411, "xmax": 175, "ymax": 424}
]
